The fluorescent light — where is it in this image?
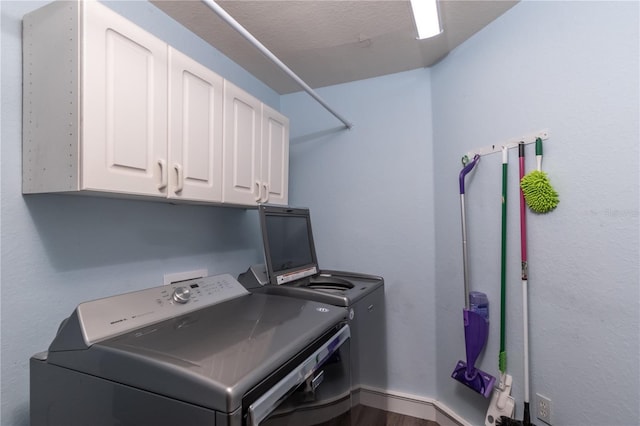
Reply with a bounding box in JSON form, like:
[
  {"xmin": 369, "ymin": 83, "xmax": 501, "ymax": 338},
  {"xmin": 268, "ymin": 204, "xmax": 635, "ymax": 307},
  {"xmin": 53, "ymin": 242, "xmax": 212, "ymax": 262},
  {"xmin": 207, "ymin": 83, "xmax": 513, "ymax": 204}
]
[{"xmin": 410, "ymin": 0, "xmax": 442, "ymax": 39}]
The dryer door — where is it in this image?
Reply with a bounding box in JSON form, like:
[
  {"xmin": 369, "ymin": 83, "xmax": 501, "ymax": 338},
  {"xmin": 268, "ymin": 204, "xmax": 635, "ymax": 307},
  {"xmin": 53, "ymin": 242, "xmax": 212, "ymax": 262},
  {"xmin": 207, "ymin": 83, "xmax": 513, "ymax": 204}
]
[{"xmin": 247, "ymin": 325, "xmax": 351, "ymax": 426}]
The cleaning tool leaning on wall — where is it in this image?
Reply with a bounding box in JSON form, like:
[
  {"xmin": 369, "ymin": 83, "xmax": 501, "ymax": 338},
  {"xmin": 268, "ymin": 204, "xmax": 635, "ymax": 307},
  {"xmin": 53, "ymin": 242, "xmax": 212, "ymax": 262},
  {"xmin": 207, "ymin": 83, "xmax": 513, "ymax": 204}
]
[
  {"xmin": 451, "ymin": 154, "xmax": 496, "ymax": 399},
  {"xmin": 520, "ymin": 137, "xmax": 558, "ymax": 214},
  {"xmin": 485, "ymin": 147, "xmax": 516, "ymax": 425},
  {"xmin": 498, "ymin": 142, "xmax": 537, "ymax": 426}
]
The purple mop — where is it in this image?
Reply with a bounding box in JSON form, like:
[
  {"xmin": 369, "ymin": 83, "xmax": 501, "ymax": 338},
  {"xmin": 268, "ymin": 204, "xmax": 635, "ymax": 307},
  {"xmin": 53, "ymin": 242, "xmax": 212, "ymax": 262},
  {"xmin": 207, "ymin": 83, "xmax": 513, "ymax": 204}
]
[{"xmin": 451, "ymin": 154, "xmax": 496, "ymax": 398}]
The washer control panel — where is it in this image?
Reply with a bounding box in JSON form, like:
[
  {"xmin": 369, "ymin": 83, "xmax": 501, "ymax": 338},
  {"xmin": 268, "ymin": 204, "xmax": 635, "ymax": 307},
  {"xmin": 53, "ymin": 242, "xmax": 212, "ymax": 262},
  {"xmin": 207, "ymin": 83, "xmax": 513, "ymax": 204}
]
[{"xmin": 76, "ymin": 274, "xmax": 248, "ymax": 345}]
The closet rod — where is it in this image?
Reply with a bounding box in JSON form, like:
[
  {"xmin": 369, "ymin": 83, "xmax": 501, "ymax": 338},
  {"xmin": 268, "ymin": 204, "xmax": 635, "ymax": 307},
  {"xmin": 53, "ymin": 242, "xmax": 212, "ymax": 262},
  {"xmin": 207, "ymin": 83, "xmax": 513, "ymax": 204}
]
[{"xmin": 202, "ymin": 0, "xmax": 354, "ymax": 130}]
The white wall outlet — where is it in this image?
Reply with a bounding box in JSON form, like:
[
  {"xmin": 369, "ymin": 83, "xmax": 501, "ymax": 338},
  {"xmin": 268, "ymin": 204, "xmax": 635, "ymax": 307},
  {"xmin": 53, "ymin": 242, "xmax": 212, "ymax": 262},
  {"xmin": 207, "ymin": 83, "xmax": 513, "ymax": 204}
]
[
  {"xmin": 536, "ymin": 393, "xmax": 552, "ymax": 425},
  {"xmin": 163, "ymin": 269, "xmax": 208, "ymax": 285}
]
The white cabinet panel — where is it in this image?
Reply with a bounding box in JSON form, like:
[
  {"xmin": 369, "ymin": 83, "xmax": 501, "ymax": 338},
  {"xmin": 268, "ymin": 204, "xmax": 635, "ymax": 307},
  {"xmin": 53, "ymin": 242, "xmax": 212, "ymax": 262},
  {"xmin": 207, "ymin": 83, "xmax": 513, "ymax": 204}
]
[
  {"xmin": 223, "ymin": 82, "xmax": 289, "ymax": 206},
  {"xmin": 24, "ymin": 0, "xmax": 168, "ymax": 197},
  {"xmin": 168, "ymin": 48, "xmax": 223, "ymax": 202},
  {"xmin": 223, "ymin": 81, "xmax": 262, "ymax": 205},
  {"xmin": 82, "ymin": 3, "xmax": 167, "ymax": 196},
  {"xmin": 261, "ymin": 105, "xmax": 289, "ymax": 205}
]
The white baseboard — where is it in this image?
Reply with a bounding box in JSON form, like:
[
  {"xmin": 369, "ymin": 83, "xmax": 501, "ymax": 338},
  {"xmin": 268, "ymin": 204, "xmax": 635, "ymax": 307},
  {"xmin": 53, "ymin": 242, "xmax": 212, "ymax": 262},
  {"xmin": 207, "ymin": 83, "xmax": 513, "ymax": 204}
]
[{"xmin": 353, "ymin": 386, "xmax": 472, "ymax": 426}]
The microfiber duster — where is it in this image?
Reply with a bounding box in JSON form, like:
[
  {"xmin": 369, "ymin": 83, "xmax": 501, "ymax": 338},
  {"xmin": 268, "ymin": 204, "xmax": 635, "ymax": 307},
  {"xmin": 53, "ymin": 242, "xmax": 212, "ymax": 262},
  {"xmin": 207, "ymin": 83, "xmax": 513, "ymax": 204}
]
[{"xmin": 520, "ymin": 138, "xmax": 558, "ymax": 213}]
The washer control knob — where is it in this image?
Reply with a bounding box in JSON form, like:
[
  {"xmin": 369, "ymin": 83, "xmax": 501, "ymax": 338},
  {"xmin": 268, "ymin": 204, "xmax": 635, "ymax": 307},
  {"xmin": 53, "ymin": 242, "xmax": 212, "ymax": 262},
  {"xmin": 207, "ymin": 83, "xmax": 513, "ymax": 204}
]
[{"xmin": 172, "ymin": 286, "xmax": 191, "ymax": 304}]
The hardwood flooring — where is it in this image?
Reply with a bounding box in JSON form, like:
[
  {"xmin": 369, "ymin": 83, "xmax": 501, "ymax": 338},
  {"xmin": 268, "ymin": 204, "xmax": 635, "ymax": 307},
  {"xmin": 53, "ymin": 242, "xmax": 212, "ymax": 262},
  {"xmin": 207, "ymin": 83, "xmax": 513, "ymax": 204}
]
[
  {"xmin": 351, "ymin": 405, "xmax": 439, "ymax": 426},
  {"xmin": 296, "ymin": 404, "xmax": 439, "ymax": 426}
]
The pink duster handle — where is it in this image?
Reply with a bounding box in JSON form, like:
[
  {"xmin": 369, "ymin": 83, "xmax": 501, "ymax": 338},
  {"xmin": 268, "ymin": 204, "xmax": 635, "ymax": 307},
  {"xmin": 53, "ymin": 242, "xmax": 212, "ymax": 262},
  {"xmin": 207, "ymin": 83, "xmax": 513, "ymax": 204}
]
[
  {"xmin": 519, "ymin": 143, "xmax": 528, "ymax": 280},
  {"xmin": 519, "ymin": 141, "xmax": 532, "ymax": 424}
]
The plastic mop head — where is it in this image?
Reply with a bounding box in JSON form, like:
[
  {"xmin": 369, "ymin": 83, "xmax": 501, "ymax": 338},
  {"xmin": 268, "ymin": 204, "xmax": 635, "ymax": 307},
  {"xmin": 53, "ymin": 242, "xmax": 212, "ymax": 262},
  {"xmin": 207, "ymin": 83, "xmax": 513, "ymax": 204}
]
[
  {"xmin": 452, "ymin": 360, "xmax": 496, "ymax": 398},
  {"xmin": 520, "ymin": 138, "xmax": 558, "ymax": 214},
  {"xmin": 451, "ymin": 310, "xmax": 496, "ymax": 398}
]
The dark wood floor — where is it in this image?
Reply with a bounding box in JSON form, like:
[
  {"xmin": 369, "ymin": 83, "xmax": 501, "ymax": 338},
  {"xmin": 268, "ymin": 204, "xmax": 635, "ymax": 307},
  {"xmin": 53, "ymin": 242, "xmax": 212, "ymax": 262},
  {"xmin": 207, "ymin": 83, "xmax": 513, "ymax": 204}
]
[
  {"xmin": 303, "ymin": 404, "xmax": 440, "ymax": 426},
  {"xmin": 352, "ymin": 405, "xmax": 439, "ymax": 426}
]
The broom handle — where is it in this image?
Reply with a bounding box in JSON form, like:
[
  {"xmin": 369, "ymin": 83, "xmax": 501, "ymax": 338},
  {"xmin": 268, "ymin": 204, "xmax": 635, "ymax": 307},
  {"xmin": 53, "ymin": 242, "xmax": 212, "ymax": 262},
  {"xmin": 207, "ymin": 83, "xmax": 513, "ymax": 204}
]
[
  {"xmin": 499, "ymin": 147, "xmax": 508, "ymax": 372},
  {"xmin": 519, "ymin": 142, "xmax": 532, "ymax": 422}
]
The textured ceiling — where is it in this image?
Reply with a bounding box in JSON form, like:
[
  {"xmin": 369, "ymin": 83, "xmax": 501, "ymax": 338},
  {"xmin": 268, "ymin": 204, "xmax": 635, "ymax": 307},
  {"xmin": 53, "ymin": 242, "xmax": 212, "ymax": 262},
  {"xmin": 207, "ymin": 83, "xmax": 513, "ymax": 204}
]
[{"xmin": 152, "ymin": 0, "xmax": 518, "ymax": 94}]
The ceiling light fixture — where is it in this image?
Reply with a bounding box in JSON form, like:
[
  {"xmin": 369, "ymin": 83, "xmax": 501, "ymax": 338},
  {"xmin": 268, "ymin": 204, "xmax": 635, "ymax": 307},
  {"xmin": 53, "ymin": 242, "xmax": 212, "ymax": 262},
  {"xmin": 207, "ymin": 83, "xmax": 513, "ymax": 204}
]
[{"xmin": 410, "ymin": 0, "xmax": 442, "ymax": 39}]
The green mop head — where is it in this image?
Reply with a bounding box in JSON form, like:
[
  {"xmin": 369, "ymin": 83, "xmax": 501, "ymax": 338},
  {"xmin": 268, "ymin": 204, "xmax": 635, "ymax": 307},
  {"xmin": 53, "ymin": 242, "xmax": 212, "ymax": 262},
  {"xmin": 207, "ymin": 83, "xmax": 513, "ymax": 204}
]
[
  {"xmin": 520, "ymin": 138, "xmax": 559, "ymax": 214},
  {"xmin": 520, "ymin": 170, "xmax": 559, "ymax": 213}
]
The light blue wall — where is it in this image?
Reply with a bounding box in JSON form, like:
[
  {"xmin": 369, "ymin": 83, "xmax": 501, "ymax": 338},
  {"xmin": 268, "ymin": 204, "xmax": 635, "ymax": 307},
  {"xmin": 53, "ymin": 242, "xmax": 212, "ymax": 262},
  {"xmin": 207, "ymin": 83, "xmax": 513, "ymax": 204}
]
[
  {"xmin": 282, "ymin": 69, "xmax": 437, "ymax": 394},
  {"xmin": 431, "ymin": 1, "xmax": 639, "ymax": 425},
  {"xmin": 2, "ymin": 1, "xmax": 639, "ymax": 426},
  {"xmin": 0, "ymin": 2, "xmax": 279, "ymax": 424},
  {"xmin": 282, "ymin": 1, "xmax": 639, "ymax": 425}
]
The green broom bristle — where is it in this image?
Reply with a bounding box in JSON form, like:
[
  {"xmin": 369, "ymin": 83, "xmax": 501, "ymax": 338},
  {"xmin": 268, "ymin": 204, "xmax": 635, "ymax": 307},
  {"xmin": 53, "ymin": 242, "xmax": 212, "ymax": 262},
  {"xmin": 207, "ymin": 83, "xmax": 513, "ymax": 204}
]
[{"xmin": 520, "ymin": 170, "xmax": 559, "ymax": 213}]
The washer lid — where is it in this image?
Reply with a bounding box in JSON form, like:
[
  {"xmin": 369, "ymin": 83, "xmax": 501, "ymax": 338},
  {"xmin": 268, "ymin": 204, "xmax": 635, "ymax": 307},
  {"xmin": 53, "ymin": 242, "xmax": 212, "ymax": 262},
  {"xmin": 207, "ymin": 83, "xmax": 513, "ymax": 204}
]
[
  {"xmin": 255, "ymin": 271, "xmax": 384, "ymax": 307},
  {"xmin": 46, "ymin": 292, "xmax": 346, "ymax": 413}
]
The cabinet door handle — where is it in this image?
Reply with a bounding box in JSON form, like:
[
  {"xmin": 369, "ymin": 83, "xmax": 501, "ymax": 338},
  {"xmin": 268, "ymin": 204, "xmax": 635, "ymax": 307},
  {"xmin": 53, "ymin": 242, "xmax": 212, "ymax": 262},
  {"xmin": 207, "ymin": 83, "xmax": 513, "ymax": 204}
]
[
  {"xmin": 255, "ymin": 181, "xmax": 261, "ymax": 202},
  {"xmin": 262, "ymin": 183, "xmax": 269, "ymax": 203},
  {"xmin": 174, "ymin": 164, "xmax": 184, "ymax": 193},
  {"xmin": 157, "ymin": 159, "xmax": 167, "ymax": 190}
]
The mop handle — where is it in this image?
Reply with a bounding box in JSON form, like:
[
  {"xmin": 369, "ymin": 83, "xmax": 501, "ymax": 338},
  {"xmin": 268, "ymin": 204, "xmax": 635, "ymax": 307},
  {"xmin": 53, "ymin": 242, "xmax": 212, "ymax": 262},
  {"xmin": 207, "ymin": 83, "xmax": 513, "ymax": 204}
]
[
  {"xmin": 519, "ymin": 142, "xmax": 531, "ymax": 406},
  {"xmin": 459, "ymin": 154, "xmax": 480, "ymax": 309},
  {"xmin": 459, "ymin": 154, "xmax": 480, "ymax": 195}
]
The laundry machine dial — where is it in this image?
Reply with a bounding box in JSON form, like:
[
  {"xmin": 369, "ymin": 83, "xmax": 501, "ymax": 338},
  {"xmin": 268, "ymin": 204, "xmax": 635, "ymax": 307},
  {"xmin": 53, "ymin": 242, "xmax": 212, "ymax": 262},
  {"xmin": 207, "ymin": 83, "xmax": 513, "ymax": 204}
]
[{"xmin": 172, "ymin": 287, "xmax": 191, "ymax": 304}]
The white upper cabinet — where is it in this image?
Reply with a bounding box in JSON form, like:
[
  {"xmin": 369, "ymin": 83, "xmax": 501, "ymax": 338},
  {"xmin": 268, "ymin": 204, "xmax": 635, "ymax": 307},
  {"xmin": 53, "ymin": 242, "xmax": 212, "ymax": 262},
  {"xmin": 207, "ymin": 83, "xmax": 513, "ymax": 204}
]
[
  {"xmin": 168, "ymin": 48, "xmax": 224, "ymax": 203},
  {"xmin": 223, "ymin": 81, "xmax": 289, "ymax": 206},
  {"xmin": 261, "ymin": 104, "xmax": 289, "ymax": 205},
  {"xmin": 23, "ymin": 0, "xmax": 287, "ymax": 207},
  {"xmin": 223, "ymin": 81, "xmax": 262, "ymax": 206},
  {"xmin": 24, "ymin": 0, "xmax": 168, "ymax": 197},
  {"xmin": 82, "ymin": 2, "xmax": 169, "ymax": 197}
]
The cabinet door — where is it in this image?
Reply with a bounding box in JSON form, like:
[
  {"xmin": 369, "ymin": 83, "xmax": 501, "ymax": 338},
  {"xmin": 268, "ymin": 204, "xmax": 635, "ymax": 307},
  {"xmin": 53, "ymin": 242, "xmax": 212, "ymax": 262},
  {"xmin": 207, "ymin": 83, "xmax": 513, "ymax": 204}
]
[
  {"xmin": 168, "ymin": 48, "xmax": 223, "ymax": 202},
  {"xmin": 261, "ymin": 104, "xmax": 289, "ymax": 205},
  {"xmin": 82, "ymin": 1, "xmax": 168, "ymax": 197},
  {"xmin": 223, "ymin": 81, "xmax": 262, "ymax": 205}
]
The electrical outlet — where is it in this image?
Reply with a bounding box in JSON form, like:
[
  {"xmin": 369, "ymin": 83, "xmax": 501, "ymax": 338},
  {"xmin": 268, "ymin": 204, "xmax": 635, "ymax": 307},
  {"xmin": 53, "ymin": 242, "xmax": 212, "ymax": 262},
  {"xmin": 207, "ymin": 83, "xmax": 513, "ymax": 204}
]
[{"xmin": 536, "ymin": 393, "xmax": 552, "ymax": 425}]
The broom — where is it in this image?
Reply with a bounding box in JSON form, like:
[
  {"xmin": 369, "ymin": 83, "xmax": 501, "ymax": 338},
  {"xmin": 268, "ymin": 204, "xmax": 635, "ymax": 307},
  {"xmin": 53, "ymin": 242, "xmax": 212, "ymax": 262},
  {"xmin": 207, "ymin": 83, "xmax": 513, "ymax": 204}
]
[
  {"xmin": 485, "ymin": 147, "xmax": 515, "ymax": 426},
  {"xmin": 497, "ymin": 142, "xmax": 536, "ymax": 426},
  {"xmin": 520, "ymin": 137, "xmax": 558, "ymax": 213}
]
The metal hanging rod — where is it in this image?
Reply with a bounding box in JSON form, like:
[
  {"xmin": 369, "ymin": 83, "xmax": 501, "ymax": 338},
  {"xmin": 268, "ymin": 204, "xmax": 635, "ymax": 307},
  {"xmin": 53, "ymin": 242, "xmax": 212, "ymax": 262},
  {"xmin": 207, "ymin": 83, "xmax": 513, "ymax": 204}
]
[
  {"xmin": 201, "ymin": 0, "xmax": 354, "ymax": 130},
  {"xmin": 461, "ymin": 129, "xmax": 550, "ymax": 165}
]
